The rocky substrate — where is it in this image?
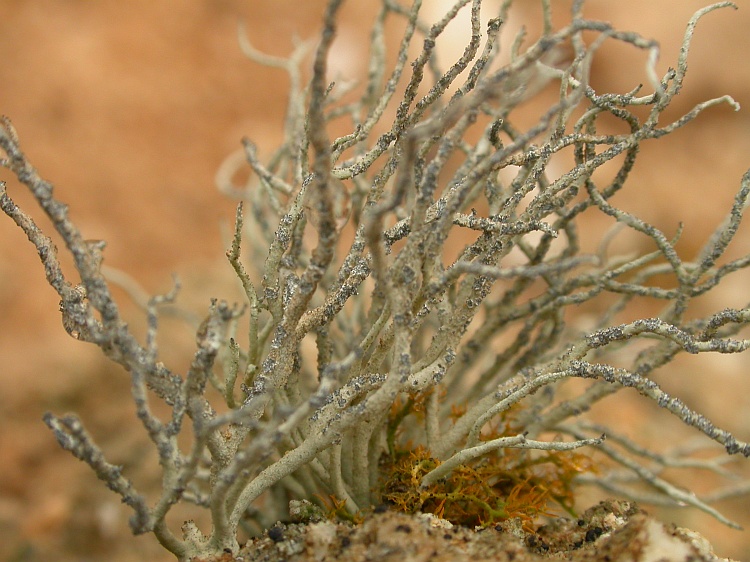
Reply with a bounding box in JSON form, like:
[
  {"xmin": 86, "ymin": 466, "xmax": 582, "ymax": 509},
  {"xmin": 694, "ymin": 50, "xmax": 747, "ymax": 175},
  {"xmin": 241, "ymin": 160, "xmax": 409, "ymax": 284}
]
[{"xmin": 194, "ymin": 500, "xmax": 736, "ymax": 562}]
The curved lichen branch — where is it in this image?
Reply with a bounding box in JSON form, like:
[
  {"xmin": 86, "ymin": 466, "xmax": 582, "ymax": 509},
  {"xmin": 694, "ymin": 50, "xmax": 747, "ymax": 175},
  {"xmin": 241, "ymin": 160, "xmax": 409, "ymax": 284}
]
[
  {"xmin": 565, "ymin": 425, "xmax": 745, "ymax": 530},
  {"xmin": 2, "ymin": 0, "xmax": 749, "ymax": 558},
  {"xmin": 42, "ymin": 413, "xmax": 154, "ymax": 533},
  {"xmin": 0, "ymin": 117, "xmax": 245, "ymax": 559},
  {"xmin": 421, "ymin": 433, "xmax": 605, "ymax": 488}
]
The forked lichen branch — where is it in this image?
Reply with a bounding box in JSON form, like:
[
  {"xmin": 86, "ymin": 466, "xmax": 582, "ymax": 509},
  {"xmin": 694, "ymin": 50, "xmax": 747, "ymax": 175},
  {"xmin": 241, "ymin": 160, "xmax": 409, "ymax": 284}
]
[{"xmin": 1, "ymin": 1, "xmax": 749, "ymax": 560}]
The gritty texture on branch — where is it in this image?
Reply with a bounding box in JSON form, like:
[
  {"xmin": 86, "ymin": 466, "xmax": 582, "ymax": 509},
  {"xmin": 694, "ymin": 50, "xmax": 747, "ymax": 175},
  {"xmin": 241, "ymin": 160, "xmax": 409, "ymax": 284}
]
[{"xmin": 1, "ymin": 1, "xmax": 749, "ymax": 560}]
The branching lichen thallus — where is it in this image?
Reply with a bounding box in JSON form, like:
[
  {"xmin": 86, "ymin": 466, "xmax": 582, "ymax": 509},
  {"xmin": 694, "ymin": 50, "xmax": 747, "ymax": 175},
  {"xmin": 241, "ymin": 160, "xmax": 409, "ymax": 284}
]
[{"xmin": 1, "ymin": 1, "xmax": 749, "ymax": 560}]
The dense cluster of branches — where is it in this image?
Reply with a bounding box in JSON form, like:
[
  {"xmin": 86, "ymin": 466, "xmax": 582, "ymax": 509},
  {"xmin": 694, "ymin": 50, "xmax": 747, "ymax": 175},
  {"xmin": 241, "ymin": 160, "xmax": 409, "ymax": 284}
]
[{"xmin": 2, "ymin": 1, "xmax": 749, "ymax": 560}]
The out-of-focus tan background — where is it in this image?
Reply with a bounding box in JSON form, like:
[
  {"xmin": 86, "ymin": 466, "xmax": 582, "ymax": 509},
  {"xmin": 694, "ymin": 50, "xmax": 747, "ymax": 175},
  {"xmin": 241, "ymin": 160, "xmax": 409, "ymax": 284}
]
[{"xmin": 0, "ymin": 1, "xmax": 748, "ymax": 560}]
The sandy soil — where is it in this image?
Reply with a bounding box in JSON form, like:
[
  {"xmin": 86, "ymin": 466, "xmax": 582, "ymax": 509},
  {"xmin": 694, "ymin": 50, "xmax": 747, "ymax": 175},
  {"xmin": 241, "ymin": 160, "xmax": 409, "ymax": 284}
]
[{"xmin": 0, "ymin": 2, "xmax": 748, "ymax": 560}]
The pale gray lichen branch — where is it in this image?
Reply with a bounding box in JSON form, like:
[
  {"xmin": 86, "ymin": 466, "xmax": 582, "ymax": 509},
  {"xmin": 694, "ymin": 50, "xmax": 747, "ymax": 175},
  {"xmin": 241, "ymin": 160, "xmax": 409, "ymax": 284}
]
[{"xmin": 2, "ymin": 1, "xmax": 750, "ymax": 559}]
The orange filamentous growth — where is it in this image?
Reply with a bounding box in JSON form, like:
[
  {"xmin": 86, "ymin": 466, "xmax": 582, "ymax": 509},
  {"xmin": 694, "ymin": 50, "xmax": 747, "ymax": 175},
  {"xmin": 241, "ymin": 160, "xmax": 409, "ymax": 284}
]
[{"xmin": 380, "ymin": 402, "xmax": 597, "ymax": 529}]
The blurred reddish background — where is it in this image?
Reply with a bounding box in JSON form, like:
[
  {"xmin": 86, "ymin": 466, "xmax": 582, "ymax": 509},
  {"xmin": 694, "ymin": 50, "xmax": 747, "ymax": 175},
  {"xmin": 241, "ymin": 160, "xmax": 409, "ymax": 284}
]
[{"xmin": 0, "ymin": 1, "xmax": 748, "ymax": 560}]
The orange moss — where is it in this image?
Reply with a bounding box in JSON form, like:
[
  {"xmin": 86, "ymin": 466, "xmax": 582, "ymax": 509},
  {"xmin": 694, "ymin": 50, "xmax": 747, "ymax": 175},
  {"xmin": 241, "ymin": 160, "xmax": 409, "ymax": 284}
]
[{"xmin": 380, "ymin": 396, "xmax": 597, "ymax": 529}]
